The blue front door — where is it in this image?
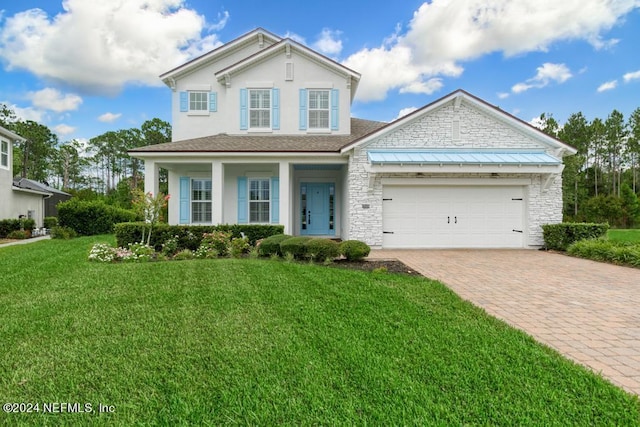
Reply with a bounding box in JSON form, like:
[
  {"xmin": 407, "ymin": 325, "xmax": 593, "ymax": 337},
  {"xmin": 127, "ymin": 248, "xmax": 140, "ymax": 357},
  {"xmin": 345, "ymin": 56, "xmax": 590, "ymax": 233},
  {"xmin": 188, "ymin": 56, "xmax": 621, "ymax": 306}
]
[{"xmin": 301, "ymin": 183, "xmax": 334, "ymax": 235}]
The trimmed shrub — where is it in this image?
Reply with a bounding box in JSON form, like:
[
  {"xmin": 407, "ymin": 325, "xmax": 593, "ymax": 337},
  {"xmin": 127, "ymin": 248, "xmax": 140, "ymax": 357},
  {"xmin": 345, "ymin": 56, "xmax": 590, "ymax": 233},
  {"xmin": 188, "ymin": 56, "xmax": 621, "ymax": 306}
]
[
  {"xmin": 43, "ymin": 217, "xmax": 58, "ymax": 229},
  {"xmin": 0, "ymin": 218, "xmax": 36, "ymax": 237},
  {"xmin": 50, "ymin": 226, "xmax": 77, "ymax": 240},
  {"xmin": 230, "ymin": 237, "xmax": 250, "ymax": 258},
  {"xmin": 280, "ymin": 236, "xmax": 312, "ymax": 259},
  {"xmin": 173, "ymin": 249, "xmax": 195, "ymax": 260},
  {"xmin": 568, "ymin": 239, "xmax": 640, "ymax": 268},
  {"xmin": 542, "ymin": 222, "xmax": 609, "ymax": 251},
  {"xmin": 7, "ymin": 229, "xmax": 30, "ymax": 239},
  {"xmin": 258, "ymin": 234, "xmax": 293, "ymax": 257},
  {"xmin": 114, "ymin": 223, "xmax": 285, "ymax": 251},
  {"xmin": 339, "ymin": 240, "xmax": 371, "ymax": 261},
  {"xmin": 306, "ymin": 238, "xmax": 340, "ymax": 262},
  {"xmin": 58, "ymin": 199, "xmax": 138, "ymax": 235}
]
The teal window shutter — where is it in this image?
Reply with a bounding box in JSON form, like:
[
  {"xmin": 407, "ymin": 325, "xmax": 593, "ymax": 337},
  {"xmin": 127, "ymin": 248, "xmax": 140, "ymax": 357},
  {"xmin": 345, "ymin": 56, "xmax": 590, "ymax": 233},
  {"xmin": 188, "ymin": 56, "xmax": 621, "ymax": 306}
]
[
  {"xmin": 271, "ymin": 177, "xmax": 279, "ymax": 224},
  {"xmin": 179, "ymin": 177, "xmax": 190, "ymax": 224},
  {"xmin": 331, "ymin": 89, "xmax": 339, "ymax": 131},
  {"xmin": 209, "ymin": 92, "xmax": 217, "ymax": 112},
  {"xmin": 299, "ymin": 89, "xmax": 307, "ymax": 130},
  {"xmin": 180, "ymin": 92, "xmax": 188, "ymax": 112},
  {"xmin": 237, "ymin": 177, "xmax": 248, "ymax": 224},
  {"xmin": 239, "ymin": 89, "xmax": 248, "ymax": 130},
  {"xmin": 272, "ymin": 88, "xmax": 280, "ymax": 130}
]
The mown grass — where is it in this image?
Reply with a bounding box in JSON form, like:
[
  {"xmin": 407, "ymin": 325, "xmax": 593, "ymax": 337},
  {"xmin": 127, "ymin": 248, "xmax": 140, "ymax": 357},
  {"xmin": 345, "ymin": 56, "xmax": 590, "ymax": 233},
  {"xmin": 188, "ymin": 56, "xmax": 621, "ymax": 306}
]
[
  {"xmin": 609, "ymin": 228, "xmax": 640, "ymax": 243},
  {"xmin": 1, "ymin": 236, "xmax": 638, "ymax": 425}
]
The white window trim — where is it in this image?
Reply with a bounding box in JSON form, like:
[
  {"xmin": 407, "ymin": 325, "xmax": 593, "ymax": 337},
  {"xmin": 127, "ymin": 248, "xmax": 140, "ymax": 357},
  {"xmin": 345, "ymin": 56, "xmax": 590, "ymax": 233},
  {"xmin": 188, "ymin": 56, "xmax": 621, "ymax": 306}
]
[
  {"xmin": 248, "ymin": 177, "xmax": 271, "ymax": 224},
  {"xmin": 248, "ymin": 89, "xmax": 272, "ymax": 131},
  {"xmin": 0, "ymin": 139, "xmax": 9, "ymax": 170},
  {"xmin": 191, "ymin": 178, "xmax": 212, "ymax": 224},
  {"xmin": 308, "ymin": 89, "xmax": 331, "ymax": 132},
  {"xmin": 188, "ymin": 91, "xmax": 210, "ymax": 116}
]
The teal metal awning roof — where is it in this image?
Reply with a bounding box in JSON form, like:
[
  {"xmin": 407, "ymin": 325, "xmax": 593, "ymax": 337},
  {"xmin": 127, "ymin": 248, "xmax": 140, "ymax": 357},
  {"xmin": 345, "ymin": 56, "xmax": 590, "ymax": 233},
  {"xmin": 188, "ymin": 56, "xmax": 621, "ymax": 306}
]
[{"xmin": 367, "ymin": 150, "xmax": 561, "ymax": 165}]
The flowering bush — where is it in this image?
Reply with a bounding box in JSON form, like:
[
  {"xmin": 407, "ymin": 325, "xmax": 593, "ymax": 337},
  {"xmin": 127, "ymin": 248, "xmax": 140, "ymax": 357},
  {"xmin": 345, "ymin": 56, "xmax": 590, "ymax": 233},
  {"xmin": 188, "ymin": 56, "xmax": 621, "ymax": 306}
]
[
  {"xmin": 118, "ymin": 242, "xmax": 155, "ymax": 262},
  {"xmin": 195, "ymin": 243, "xmax": 219, "ymax": 259},
  {"xmin": 161, "ymin": 236, "xmax": 179, "ymax": 257},
  {"xmin": 201, "ymin": 231, "xmax": 232, "ymax": 256},
  {"xmin": 88, "ymin": 243, "xmax": 116, "ymax": 262}
]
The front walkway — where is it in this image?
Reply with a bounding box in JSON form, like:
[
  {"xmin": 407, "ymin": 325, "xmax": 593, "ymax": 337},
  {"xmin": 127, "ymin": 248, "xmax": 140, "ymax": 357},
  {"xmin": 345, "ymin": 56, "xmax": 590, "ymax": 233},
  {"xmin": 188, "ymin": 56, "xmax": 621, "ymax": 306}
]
[
  {"xmin": 0, "ymin": 235, "xmax": 51, "ymax": 248},
  {"xmin": 368, "ymin": 249, "xmax": 640, "ymax": 395}
]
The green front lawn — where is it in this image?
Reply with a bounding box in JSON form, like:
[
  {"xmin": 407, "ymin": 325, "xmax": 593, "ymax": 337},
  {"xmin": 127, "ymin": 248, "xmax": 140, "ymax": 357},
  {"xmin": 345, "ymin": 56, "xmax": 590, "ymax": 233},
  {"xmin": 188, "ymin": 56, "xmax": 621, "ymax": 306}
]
[
  {"xmin": 1, "ymin": 237, "xmax": 638, "ymax": 425},
  {"xmin": 609, "ymin": 228, "xmax": 640, "ymax": 243}
]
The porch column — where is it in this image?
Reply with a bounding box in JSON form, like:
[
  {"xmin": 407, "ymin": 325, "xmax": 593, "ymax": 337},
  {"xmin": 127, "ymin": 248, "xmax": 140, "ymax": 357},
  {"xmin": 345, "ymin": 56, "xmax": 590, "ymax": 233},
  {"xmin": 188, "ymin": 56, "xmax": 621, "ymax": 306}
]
[
  {"xmin": 279, "ymin": 161, "xmax": 291, "ymax": 234},
  {"xmin": 144, "ymin": 160, "xmax": 159, "ymax": 196},
  {"xmin": 212, "ymin": 160, "xmax": 224, "ymax": 224}
]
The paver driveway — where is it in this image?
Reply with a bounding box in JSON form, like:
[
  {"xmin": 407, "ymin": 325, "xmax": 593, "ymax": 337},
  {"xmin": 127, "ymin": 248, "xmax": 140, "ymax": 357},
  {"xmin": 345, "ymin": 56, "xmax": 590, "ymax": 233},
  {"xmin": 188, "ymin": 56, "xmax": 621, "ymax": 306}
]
[{"xmin": 368, "ymin": 249, "xmax": 640, "ymax": 395}]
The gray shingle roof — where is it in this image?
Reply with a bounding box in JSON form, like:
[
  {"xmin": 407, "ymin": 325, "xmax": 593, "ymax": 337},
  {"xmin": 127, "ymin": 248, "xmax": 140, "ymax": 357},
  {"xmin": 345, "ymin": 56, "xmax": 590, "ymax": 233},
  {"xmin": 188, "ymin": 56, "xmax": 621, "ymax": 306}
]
[{"xmin": 129, "ymin": 118, "xmax": 387, "ymax": 154}]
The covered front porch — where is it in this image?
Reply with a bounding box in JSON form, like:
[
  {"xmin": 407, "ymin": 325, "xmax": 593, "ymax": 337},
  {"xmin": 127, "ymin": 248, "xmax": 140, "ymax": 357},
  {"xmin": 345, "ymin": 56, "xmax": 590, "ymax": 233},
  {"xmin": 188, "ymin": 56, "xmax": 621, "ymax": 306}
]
[{"xmin": 143, "ymin": 156, "xmax": 348, "ymax": 238}]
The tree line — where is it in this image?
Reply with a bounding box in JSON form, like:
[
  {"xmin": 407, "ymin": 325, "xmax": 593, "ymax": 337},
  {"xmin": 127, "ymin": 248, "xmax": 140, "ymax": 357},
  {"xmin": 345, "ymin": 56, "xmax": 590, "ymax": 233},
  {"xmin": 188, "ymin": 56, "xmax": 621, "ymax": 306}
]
[
  {"xmin": 2, "ymin": 102, "xmax": 639, "ymax": 227},
  {"xmin": 537, "ymin": 107, "xmax": 640, "ymax": 227},
  {"xmin": 0, "ymin": 104, "xmax": 170, "ymax": 209}
]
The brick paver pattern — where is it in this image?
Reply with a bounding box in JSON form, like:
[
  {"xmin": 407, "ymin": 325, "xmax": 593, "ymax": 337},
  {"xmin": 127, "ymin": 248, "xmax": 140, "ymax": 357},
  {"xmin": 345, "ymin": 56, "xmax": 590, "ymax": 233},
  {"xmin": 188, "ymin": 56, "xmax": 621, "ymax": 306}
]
[{"xmin": 368, "ymin": 249, "xmax": 640, "ymax": 395}]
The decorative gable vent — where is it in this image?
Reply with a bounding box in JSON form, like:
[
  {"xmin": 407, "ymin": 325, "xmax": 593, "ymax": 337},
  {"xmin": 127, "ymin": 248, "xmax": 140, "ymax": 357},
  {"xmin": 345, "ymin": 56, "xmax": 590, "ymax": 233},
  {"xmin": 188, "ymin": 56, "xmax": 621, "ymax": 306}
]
[{"xmin": 285, "ymin": 62, "xmax": 294, "ymax": 81}]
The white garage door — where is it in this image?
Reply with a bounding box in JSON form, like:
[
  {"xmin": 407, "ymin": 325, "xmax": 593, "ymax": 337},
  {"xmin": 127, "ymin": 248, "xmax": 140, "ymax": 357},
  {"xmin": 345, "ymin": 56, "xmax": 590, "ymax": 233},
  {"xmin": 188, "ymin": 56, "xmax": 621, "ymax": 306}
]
[{"xmin": 382, "ymin": 185, "xmax": 525, "ymax": 248}]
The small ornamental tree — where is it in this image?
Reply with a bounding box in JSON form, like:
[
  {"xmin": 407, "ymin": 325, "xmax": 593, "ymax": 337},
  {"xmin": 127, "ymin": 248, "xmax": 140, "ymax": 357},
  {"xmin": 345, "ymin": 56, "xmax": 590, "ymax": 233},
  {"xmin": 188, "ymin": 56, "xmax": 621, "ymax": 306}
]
[{"xmin": 132, "ymin": 190, "xmax": 170, "ymax": 246}]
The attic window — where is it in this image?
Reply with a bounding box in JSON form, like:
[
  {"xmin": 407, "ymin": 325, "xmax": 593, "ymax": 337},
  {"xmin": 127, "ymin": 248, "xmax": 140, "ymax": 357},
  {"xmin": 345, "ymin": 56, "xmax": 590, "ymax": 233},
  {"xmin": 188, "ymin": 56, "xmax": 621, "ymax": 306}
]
[{"xmin": 285, "ymin": 62, "xmax": 294, "ymax": 81}]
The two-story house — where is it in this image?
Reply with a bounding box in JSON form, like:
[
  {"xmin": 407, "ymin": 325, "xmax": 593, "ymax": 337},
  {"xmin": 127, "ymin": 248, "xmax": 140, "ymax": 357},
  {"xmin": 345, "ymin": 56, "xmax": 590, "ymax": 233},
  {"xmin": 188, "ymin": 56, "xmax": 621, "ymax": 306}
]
[
  {"xmin": 0, "ymin": 125, "xmax": 51, "ymax": 228},
  {"xmin": 130, "ymin": 28, "xmax": 576, "ymax": 248}
]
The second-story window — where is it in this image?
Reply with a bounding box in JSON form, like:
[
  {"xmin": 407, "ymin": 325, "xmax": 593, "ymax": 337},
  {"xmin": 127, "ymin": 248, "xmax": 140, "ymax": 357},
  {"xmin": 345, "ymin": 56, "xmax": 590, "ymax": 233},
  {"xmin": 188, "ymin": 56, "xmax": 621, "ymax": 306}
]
[
  {"xmin": 189, "ymin": 91, "xmax": 208, "ymax": 111},
  {"xmin": 308, "ymin": 90, "xmax": 330, "ymax": 129},
  {"xmin": 249, "ymin": 89, "xmax": 271, "ymax": 129},
  {"xmin": 1, "ymin": 140, "xmax": 8, "ymax": 168}
]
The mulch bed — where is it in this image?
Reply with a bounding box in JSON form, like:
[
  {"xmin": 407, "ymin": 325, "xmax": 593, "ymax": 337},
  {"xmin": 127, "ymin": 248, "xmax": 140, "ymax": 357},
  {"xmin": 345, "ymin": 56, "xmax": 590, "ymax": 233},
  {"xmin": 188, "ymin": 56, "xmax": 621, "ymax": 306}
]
[{"xmin": 330, "ymin": 259, "xmax": 423, "ymax": 276}]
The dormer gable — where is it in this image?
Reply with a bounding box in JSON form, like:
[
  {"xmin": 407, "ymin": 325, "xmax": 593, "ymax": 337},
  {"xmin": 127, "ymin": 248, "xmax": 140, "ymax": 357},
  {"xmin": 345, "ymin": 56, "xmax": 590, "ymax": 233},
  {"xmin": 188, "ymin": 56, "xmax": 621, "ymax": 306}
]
[
  {"xmin": 160, "ymin": 28, "xmax": 282, "ymax": 90},
  {"xmin": 215, "ymin": 38, "xmax": 360, "ymax": 102}
]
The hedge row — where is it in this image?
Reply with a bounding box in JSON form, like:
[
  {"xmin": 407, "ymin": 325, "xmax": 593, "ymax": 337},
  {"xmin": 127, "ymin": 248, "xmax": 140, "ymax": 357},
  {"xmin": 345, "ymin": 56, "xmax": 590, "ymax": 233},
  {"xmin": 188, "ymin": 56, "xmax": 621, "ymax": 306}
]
[
  {"xmin": 58, "ymin": 199, "xmax": 139, "ymax": 235},
  {"xmin": 258, "ymin": 234, "xmax": 370, "ymax": 261},
  {"xmin": 0, "ymin": 218, "xmax": 36, "ymax": 238},
  {"xmin": 115, "ymin": 223, "xmax": 284, "ymax": 251},
  {"xmin": 542, "ymin": 223, "xmax": 609, "ymax": 251},
  {"xmin": 567, "ymin": 240, "xmax": 640, "ymax": 268}
]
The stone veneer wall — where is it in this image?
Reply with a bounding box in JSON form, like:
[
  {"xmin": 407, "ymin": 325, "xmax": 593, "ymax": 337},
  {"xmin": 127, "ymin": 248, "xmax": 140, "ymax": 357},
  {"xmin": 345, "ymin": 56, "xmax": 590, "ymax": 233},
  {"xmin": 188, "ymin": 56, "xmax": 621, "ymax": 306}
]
[{"xmin": 346, "ymin": 100, "xmax": 565, "ymax": 248}]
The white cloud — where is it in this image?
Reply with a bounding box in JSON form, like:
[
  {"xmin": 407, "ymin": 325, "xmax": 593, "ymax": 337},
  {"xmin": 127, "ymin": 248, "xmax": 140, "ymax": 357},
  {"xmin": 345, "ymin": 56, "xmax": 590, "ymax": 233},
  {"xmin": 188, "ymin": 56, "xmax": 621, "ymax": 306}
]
[
  {"xmin": 343, "ymin": 0, "xmax": 639, "ymax": 102},
  {"xmin": 98, "ymin": 112, "xmax": 122, "ymax": 123},
  {"xmin": 0, "ymin": 0, "xmax": 228, "ymax": 94},
  {"xmin": 623, "ymin": 70, "xmax": 640, "ymax": 82},
  {"xmin": 2, "ymin": 101, "xmax": 46, "ymax": 122},
  {"xmin": 395, "ymin": 107, "xmax": 419, "ymax": 120},
  {"xmin": 284, "ymin": 31, "xmax": 306, "ymax": 45},
  {"xmin": 511, "ymin": 63, "xmax": 572, "ymax": 94},
  {"xmin": 497, "ymin": 92, "xmax": 510, "ymax": 99},
  {"xmin": 53, "ymin": 123, "xmax": 76, "ymax": 136},
  {"xmin": 312, "ymin": 28, "xmax": 343, "ymax": 57},
  {"xmin": 27, "ymin": 88, "xmax": 82, "ymax": 112},
  {"xmin": 597, "ymin": 80, "xmax": 618, "ymax": 92},
  {"xmin": 529, "ymin": 116, "xmax": 545, "ymax": 129}
]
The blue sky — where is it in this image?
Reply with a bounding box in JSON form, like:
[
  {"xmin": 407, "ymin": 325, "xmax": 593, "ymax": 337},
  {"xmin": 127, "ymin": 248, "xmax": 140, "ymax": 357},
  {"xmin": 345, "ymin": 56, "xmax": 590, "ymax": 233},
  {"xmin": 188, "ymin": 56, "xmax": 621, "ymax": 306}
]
[{"xmin": 0, "ymin": 0, "xmax": 639, "ymax": 144}]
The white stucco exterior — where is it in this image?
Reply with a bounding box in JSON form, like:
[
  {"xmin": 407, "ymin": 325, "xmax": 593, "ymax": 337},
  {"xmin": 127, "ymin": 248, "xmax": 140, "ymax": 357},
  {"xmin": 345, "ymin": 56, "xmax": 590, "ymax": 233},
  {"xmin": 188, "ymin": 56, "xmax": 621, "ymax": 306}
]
[{"xmin": 131, "ymin": 28, "xmax": 575, "ymax": 249}]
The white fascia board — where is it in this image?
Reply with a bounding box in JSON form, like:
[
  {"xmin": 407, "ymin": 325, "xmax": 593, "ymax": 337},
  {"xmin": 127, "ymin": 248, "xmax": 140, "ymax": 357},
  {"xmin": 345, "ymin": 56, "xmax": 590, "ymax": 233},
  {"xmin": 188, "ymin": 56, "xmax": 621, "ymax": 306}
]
[{"xmin": 0, "ymin": 126, "xmax": 26, "ymax": 142}]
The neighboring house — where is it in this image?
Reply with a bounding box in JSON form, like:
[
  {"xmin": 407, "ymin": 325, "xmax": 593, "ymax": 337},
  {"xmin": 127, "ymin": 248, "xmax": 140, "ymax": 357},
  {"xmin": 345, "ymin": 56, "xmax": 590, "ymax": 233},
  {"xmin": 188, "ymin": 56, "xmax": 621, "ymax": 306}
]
[
  {"xmin": 0, "ymin": 125, "xmax": 51, "ymax": 227},
  {"xmin": 130, "ymin": 28, "xmax": 576, "ymax": 249},
  {"xmin": 12, "ymin": 178, "xmax": 71, "ymax": 217}
]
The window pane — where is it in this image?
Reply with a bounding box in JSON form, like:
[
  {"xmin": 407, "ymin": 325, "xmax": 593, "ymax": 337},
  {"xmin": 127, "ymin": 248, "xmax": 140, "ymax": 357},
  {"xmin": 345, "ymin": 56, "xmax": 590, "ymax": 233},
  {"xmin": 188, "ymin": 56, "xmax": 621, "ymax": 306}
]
[
  {"xmin": 308, "ymin": 90, "xmax": 330, "ymax": 129},
  {"xmin": 1, "ymin": 153, "xmax": 7, "ymax": 167},
  {"xmin": 189, "ymin": 92, "xmax": 207, "ymax": 111}
]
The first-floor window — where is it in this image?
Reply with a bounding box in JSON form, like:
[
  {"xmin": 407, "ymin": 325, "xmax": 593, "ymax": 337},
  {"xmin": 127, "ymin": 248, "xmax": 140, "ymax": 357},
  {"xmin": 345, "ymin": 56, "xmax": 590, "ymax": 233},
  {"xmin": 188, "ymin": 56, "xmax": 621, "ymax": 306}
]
[
  {"xmin": 0, "ymin": 140, "xmax": 8, "ymax": 168},
  {"xmin": 249, "ymin": 178, "xmax": 270, "ymax": 223},
  {"xmin": 192, "ymin": 179, "xmax": 212, "ymax": 223}
]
